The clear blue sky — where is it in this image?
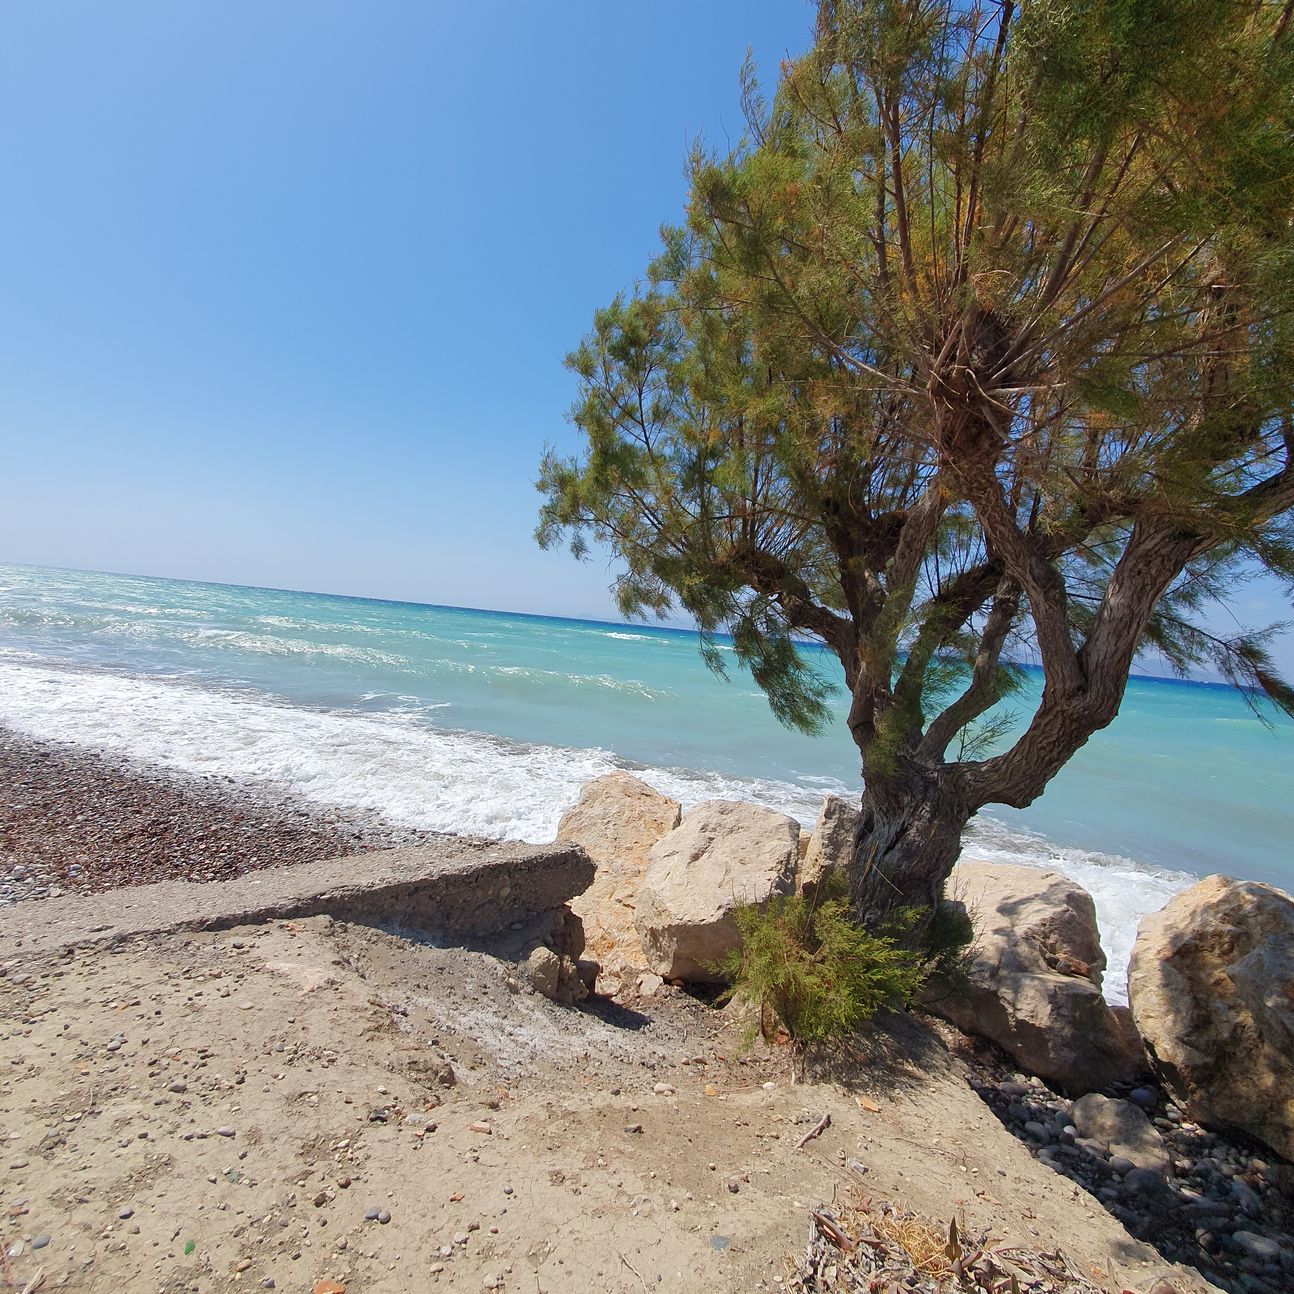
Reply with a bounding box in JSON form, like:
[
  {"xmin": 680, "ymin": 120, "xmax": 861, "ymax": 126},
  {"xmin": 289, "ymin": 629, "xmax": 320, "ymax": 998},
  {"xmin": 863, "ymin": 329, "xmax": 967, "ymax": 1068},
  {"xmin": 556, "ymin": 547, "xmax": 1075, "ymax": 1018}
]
[{"xmin": 1, "ymin": 1, "xmax": 1290, "ymax": 672}]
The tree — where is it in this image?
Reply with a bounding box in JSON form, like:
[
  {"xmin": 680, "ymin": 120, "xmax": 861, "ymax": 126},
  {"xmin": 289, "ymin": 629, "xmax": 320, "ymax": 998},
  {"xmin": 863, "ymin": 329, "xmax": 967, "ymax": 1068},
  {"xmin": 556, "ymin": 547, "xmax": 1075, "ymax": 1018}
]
[{"xmin": 538, "ymin": 0, "xmax": 1294, "ymax": 930}]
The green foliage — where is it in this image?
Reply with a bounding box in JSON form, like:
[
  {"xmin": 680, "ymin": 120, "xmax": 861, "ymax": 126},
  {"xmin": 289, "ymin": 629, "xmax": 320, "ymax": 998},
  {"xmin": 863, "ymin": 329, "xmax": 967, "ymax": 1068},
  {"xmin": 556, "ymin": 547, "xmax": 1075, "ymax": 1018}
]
[
  {"xmin": 919, "ymin": 894, "xmax": 978, "ymax": 992},
  {"xmin": 714, "ymin": 878, "xmax": 925, "ymax": 1048},
  {"xmin": 539, "ymin": 0, "xmax": 1294, "ymax": 908}
]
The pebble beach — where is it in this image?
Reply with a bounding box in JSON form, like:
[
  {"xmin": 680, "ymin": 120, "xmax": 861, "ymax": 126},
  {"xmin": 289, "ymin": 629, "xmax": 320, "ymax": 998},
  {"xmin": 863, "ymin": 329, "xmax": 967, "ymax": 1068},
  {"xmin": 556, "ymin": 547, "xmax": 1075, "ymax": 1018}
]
[{"xmin": 0, "ymin": 725, "xmax": 438, "ymax": 907}]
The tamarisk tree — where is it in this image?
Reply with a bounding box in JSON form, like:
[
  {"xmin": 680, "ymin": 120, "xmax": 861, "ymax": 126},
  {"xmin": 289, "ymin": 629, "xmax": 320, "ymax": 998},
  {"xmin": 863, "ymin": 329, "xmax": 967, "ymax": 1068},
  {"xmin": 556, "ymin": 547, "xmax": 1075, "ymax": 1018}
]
[{"xmin": 538, "ymin": 0, "xmax": 1294, "ymax": 927}]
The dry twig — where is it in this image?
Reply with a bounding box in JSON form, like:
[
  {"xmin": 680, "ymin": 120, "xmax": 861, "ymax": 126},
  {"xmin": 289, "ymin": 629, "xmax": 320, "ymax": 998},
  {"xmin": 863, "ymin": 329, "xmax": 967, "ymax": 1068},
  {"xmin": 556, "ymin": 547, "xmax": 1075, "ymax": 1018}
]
[{"xmin": 795, "ymin": 1112, "xmax": 832, "ymax": 1149}]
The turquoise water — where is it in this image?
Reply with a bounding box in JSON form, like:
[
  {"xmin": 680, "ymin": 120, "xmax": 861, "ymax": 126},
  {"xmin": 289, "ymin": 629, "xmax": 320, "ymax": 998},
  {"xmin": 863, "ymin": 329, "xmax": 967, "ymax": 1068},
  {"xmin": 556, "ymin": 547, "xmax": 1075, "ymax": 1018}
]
[{"xmin": 1, "ymin": 561, "xmax": 1290, "ymax": 995}]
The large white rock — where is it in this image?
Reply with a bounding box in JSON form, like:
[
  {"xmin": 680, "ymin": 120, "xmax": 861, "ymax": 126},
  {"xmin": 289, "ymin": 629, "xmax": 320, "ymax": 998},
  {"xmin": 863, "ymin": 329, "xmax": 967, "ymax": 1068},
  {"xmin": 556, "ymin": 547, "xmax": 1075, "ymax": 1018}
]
[
  {"xmin": 555, "ymin": 773, "xmax": 682, "ymax": 992},
  {"xmin": 1127, "ymin": 874, "xmax": 1294, "ymax": 1160},
  {"xmin": 634, "ymin": 799, "xmax": 800, "ymax": 981},
  {"xmin": 926, "ymin": 860, "xmax": 1144, "ymax": 1093},
  {"xmin": 799, "ymin": 794, "xmax": 860, "ymax": 900}
]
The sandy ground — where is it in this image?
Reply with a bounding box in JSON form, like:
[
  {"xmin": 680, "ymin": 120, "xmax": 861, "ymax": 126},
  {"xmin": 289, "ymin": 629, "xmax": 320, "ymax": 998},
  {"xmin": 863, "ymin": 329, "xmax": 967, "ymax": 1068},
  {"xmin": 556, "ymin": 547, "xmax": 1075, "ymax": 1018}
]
[{"xmin": 1, "ymin": 914, "xmax": 1212, "ymax": 1294}]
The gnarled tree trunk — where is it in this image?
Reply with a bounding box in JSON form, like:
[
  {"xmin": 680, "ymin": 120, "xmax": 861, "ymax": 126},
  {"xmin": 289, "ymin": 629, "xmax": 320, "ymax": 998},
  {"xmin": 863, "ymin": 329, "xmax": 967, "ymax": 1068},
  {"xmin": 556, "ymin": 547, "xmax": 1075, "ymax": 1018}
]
[{"xmin": 847, "ymin": 765, "xmax": 974, "ymax": 932}]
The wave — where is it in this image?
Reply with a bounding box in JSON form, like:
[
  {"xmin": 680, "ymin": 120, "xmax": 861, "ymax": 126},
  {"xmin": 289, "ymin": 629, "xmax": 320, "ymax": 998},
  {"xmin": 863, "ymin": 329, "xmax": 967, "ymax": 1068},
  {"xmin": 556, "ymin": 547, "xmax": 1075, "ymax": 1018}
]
[
  {"xmin": 488, "ymin": 665, "xmax": 665, "ymax": 702},
  {"xmin": 0, "ymin": 654, "xmax": 1189, "ymax": 1001},
  {"xmin": 603, "ymin": 631, "xmax": 652, "ymax": 642}
]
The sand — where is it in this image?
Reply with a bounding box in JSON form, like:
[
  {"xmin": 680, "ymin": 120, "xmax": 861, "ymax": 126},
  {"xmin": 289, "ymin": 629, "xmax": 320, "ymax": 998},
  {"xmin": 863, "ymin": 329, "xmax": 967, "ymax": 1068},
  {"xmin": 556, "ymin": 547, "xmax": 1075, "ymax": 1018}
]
[{"xmin": 1, "ymin": 911, "xmax": 1213, "ymax": 1294}]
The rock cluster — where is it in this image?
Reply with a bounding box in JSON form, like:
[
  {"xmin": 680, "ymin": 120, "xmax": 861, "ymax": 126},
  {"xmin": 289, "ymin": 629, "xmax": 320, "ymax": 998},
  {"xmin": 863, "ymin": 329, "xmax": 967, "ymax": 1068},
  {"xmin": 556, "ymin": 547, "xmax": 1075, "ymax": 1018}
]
[
  {"xmin": 970, "ymin": 1068, "xmax": 1294, "ymax": 1294},
  {"xmin": 552, "ymin": 777, "xmax": 1294, "ymax": 1179},
  {"xmin": 556, "ymin": 772, "xmax": 681, "ymax": 996},
  {"xmin": 555, "ymin": 776, "xmax": 818, "ymax": 993}
]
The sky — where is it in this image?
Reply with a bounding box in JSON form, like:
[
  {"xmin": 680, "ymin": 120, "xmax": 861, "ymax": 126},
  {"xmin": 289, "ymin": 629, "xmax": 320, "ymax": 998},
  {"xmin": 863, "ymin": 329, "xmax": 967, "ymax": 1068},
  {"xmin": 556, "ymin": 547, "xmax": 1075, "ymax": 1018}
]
[{"xmin": 0, "ymin": 0, "xmax": 1290, "ymax": 674}]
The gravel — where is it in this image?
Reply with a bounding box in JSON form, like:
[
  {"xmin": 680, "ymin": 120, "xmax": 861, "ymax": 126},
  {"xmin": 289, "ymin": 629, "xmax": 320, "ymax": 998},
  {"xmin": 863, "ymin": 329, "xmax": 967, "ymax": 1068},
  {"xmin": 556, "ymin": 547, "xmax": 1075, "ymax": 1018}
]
[
  {"xmin": 0, "ymin": 725, "xmax": 440, "ymax": 906},
  {"xmin": 968, "ymin": 1068, "xmax": 1294, "ymax": 1294}
]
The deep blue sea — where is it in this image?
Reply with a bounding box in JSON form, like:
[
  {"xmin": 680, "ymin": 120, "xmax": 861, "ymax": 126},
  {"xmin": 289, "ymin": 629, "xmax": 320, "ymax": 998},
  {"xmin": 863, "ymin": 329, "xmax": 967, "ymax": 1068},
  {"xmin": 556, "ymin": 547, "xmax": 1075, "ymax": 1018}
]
[{"xmin": 1, "ymin": 562, "xmax": 1290, "ymax": 999}]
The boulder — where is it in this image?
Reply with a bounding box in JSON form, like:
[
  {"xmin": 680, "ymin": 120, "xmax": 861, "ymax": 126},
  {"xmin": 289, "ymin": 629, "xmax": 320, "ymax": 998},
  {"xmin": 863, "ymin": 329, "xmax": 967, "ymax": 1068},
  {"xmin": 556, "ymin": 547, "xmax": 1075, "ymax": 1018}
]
[
  {"xmin": 555, "ymin": 773, "xmax": 681, "ymax": 991},
  {"xmin": 634, "ymin": 800, "xmax": 800, "ymax": 981},
  {"xmin": 926, "ymin": 860, "xmax": 1144, "ymax": 1093},
  {"xmin": 799, "ymin": 795, "xmax": 860, "ymax": 901},
  {"xmin": 1127, "ymin": 874, "xmax": 1294, "ymax": 1161},
  {"xmin": 1069, "ymin": 1094, "xmax": 1169, "ymax": 1175}
]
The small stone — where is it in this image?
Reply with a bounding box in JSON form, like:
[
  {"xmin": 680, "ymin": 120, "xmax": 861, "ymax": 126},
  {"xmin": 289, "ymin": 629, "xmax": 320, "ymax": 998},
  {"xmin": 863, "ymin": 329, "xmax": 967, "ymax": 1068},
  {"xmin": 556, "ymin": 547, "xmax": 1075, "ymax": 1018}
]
[
  {"xmin": 9, "ymin": 1158, "xmax": 30, "ymax": 1169},
  {"xmin": 378, "ymin": 1209, "xmax": 391, "ymax": 1224},
  {"xmin": 236, "ymin": 1259, "xmax": 252, "ymax": 1272},
  {"xmin": 168, "ymin": 1080, "xmax": 187, "ymax": 1094},
  {"xmin": 653, "ymin": 1083, "xmax": 675, "ymax": 1096},
  {"xmin": 216, "ymin": 1125, "xmax": 236, "ymax": 1138},
  {"xmin": 1231, "ymin": 1232, "xmax": 1283, "ymax": 1262},
  {"xmin": 1129, "ymin": 1087, "xmax": 1157, "ymax": 1108},
  {"xmin": 430, "ymin": 1264, "xmax": 444, "ymax": 1275},
  {"xmin": 468, "ymin": 1121, "xmax": 492, "ymax": 1135},
  {"xmin": 726, "ymin": 1178, "xmax": 740, "ymax": 1194},
  {"xmin": 364, "ymin": 1207, "xmax": 381, "ymax": 1222},
  {"xmin": 118, "ymin": 1207, "xmax": 134, "ymax": 1219},
  {"xmin": 623, "ymin": 1124, "xmax": 643, "ymax": 1135},
  {"xmin": 453, "ymin": 1232, "xmax": 470, "ymax": 1246},
  {"xmin": 32, "ymin": 1235, "xmax": 51, "ymax": 1250}
]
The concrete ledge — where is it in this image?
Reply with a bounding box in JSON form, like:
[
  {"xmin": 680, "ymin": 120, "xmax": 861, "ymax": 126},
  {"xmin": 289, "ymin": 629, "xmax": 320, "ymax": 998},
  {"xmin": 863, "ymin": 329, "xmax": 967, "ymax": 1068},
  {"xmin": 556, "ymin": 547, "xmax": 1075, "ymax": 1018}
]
[{"xmin": 0, "ymin": 837, "xmax": 595, "ymax": 960}]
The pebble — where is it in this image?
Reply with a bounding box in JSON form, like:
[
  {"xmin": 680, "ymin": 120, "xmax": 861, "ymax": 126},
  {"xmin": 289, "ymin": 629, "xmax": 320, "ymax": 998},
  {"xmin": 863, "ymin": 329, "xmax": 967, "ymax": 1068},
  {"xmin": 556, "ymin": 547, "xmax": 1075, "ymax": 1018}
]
[
  {"xmin": 364, "ymin": 1207, "xmax": 382, "ymax": 1222},
  {"xmin": 623, "ymin": 1123, "xmax": 643, "ymax": 1134},
  {"xmin": 216, "ymin": 1125, "xmax": 236, "ymax": 1138},
  {"xmin": 32, "ymin": 1235, "xmax": 51, "ymax": 1250},
  {"xmin": 168, "ymin": 1079, "xmax": 187, "ymax": 1093},
  {"xmin": 972, "ymin": 1071, "xmax": 1293, "ymax": 1294},
  {"xmin": 468, "ymin": 1121, "xmax": 492, "ymax": 1135},
  {"xmin": 377, "ymin": 1208, "xmax": 391, "ymax": 1224},
  {"xmin": 653, "ymin": 1083, "xmax": 675, "ymax": 1096},
  {"xmin": 118, "ymin": 1207, "xmax": 134, "ymax": 1219},
  {"xmin": 1232, "ymin": 1232, "xmax": 1283, "ymax": 1262},
  {"xmin": 726, "ymin": 1178, "xmax": 740, "ymax": 1194}
]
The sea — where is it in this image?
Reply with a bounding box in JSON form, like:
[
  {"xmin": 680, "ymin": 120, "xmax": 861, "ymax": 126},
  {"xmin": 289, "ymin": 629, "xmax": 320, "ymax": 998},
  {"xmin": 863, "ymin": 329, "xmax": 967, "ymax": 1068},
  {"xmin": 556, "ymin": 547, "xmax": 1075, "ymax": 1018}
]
[{"xmin": 1, "ymin": 561, "xmax": 1291, "ymax": 1002}]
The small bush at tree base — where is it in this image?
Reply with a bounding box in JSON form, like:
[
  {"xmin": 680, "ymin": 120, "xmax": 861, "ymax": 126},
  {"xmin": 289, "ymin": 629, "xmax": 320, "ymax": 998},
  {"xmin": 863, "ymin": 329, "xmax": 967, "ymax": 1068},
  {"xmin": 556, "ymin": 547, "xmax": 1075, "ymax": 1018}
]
[{"xmin": 714, "ymin": 879, "xmax": 925, "ymax": 1050}]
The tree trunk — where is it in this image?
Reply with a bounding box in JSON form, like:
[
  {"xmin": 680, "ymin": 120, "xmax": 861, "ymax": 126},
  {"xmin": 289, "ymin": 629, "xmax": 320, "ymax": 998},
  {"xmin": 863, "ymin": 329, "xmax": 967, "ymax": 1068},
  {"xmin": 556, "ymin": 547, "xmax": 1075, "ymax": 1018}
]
[{"xmin": 847, "ymin": 768, "xmax": 972, "ymax": 936}]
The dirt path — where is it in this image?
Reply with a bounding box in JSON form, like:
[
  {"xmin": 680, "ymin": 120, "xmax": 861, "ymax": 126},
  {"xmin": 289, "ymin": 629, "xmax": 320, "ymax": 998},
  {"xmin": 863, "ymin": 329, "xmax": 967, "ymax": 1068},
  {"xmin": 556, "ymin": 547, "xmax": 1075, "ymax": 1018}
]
[{"xmin": 2, "ymin": 916, "xmax": 1212, "ymax": 1294}]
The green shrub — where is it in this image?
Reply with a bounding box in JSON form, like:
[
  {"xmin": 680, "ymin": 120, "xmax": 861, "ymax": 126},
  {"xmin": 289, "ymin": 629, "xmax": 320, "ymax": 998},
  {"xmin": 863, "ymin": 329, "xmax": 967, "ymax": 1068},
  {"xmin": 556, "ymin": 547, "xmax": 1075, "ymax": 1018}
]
[
  {"xmin": 714, "ymin": 879, "xmax": 925, "ymax": 1050},
  {"xmin": 921, "ymin": 895, "xmax": 976, "ymax": 979}
]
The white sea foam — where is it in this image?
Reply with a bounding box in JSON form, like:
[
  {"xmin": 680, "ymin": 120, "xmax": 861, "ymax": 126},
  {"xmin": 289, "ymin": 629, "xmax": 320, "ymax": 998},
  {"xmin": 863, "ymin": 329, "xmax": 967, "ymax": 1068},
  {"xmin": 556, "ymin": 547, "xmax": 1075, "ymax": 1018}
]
[
  {"xmin": 0, "ymin": 652, "xmax": 1187, "ymax": 1000},
  {"xmin": 603, "ymin": 631, "xmax": 652, "ymax": 642}
]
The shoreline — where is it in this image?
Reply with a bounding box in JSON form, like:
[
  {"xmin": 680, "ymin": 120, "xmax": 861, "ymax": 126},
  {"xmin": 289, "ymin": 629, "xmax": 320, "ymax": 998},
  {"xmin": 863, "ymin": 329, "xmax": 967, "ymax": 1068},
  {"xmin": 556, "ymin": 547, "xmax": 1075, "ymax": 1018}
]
[{"xmin": 0, "ymin": 724, "xmax": 441, "ymax": 906}]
